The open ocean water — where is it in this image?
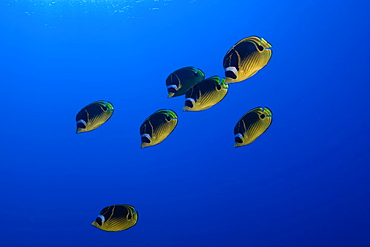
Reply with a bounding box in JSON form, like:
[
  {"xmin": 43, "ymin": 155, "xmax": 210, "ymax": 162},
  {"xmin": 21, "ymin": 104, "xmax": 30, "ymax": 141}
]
[{"xmin": 0, "ymin": 0, "xmax": 369, "ymax": 246}]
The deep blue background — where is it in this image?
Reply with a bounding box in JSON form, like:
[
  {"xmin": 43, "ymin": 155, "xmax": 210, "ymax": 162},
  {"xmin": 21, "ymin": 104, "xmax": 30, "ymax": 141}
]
[{"xmin": 0, "ymin": 0, "xmax": 369, "ymax": 246}]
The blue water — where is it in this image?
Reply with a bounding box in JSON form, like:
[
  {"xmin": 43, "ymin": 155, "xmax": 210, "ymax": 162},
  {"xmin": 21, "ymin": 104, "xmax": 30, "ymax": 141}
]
[{"xmin": 1, "ymin": 0, "xmax": 369, "ymax": 246}]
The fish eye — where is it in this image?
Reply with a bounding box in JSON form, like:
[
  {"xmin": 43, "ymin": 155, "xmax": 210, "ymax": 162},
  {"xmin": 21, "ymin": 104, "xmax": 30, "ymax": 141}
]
[
  {"xmin": 216, "ymin": 84, "xmax": 221, "ymax": 90},
  {"xmin": 260, "ymin": 114, "xmax": 266, "ymax": 119},
  {"xmin": 257, "ymin": 44, "xmax": 264, "ymax": 51},
  {"xmin": 165, "ymin": 116, "xmax": 172, "ymax": 121}
]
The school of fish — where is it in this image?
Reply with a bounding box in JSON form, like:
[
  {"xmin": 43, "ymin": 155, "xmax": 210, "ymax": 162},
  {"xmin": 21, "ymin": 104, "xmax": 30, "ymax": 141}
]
[{"xmin": 75, "ymin": 36, "xmax": 273, "ymax": 231}]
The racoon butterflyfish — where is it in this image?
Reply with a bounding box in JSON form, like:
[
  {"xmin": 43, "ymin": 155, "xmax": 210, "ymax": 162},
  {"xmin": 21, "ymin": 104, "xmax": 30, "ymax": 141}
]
[
  {"xmin": 92, "ymin": 204, "xmax": 138, "ymax": 232},
  {"xmin": 166, "ymin": 66, "xmax": 205, "ymax": 98},
  {"xmin": 140, "ymin": 109, "xmax": 178, "ymax": 148},
  {"xmin": 234, "ymin": 106, "xmax": 273, "ymax": 147},
  {"xmin": 223, "ymin": 36, "xmax": 272, "ymax": 84},
  {"xmin": 183, "ymin": 76, "xmax": 228, "ymax": 112},
  {"xmin": 76, "ymin": 100, "xmax": 114, "ymax": 134}
]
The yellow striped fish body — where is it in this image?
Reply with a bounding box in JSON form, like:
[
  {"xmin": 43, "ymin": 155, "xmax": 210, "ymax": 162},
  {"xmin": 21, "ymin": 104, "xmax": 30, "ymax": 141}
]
[
  {"xmin": 223, "ymin": 36, "xmax": 272, "ymax": 84},
  {"xmin": 234, "ymin": 106, "xmax": 273, "ymax": 147},
  {"xmin": 76, "ymin": 101, "xmax": 114, "ymax": 133},
  {"xmin": 166, "ymin": 67, "xmax": 205, "ymax": 98},
  {"xmin": 183, "ymin": 76, "xmax": 228, "ymax": 112},
  {"xmin": 140, "ymin": 109, "xmax": 178, "ymax": 148},
  {"xmin": 92, "ymin": 204, "xmax": 138, "ymax": 232}
]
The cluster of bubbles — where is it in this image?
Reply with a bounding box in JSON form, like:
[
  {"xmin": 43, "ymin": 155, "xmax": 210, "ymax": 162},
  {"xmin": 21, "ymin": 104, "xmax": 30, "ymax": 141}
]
[
  {"xmin": 76, "ymin": 35, "xmax": 273, "ymax": 232},
  {"xmin": 11, "ymin": 0, "xmax": 176, "ymax": 17}
]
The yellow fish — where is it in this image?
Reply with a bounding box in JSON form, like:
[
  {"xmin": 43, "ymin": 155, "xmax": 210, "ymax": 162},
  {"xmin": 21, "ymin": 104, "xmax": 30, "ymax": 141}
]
[
  {"xmin": 92, "ymin": 204, "xmax": 138, "ymax": 232},
  {"xmin": 183, "ymin": 76, "xmax": 228, "ymax": 112},
  {"xmin": 75, "ymin": 101, "xmax": 114, "ymax": 133},
  {"xmin": 166, "ymin": 67, "xmax": 205, "ymax": 98},
  {"xmin": 234, "ymin": 106, "xmax": 273, "ymax": 147},
  {"xmin": 223, "ymin": 36, "xmax": 272, "ymax": 83},
  {"xmin": 140, "ymin": 109, "xmax": 178, "ymax": 148}
]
